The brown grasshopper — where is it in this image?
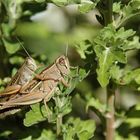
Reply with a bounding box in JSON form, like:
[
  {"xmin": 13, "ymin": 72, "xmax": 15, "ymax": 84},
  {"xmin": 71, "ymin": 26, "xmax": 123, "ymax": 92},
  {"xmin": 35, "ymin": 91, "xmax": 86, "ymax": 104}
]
[
  {"xmin": 0, "ymin": 55, "xmax": 70, "ymax": 111},
  {"xmin": 0, "ymin": 57, "xmax": 37, "ymax": 96},
  {"xmin": 0, "ymin": 37, "xmax": 38, "ymax": 96},
  {"xmin": 0, "ymin": 57, "xmax": 37, "ymax": 118}
]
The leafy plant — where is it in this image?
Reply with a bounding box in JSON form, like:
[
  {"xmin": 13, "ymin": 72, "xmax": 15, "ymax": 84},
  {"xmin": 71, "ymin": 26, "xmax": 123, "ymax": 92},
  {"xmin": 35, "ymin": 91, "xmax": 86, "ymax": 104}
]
[{"xmin": 0, "ymin": 0, "xmax": 140, "ymax": 140}]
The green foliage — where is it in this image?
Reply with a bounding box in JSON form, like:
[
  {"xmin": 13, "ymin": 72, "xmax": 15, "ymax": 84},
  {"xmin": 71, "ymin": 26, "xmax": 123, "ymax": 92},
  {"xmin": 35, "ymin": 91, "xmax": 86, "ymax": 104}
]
[
  {"xmin": 62, "ymin": 118, "xmax": 95, "ymax": 140},
  {"xmin": 92, "ymin": 25, "xmax": 140, "ymax": 87},
  {"xmin": 3, "ymin": 38, "xmax": 20, "ymax": 54},
  {"xmin": 24, "ymin": 103, "xmax": 48, "ymax": 127},
  {"xmin": 50, "ymin": 0, "xmax": 99, "ymax": 13},
  {"xmin": 113, "ymin": 0, "xmax": 140, "ymax": 27},
  {"xmin": 78, "ymin": 0, "xmax": 97, "ymax": 13},
  {"xmin": 86, "ymin": 97, "xmax": 106, "ymax": 114},
  {"xmin": 0, "ymin": 0, "xmax": 140, "ymax": 140}
]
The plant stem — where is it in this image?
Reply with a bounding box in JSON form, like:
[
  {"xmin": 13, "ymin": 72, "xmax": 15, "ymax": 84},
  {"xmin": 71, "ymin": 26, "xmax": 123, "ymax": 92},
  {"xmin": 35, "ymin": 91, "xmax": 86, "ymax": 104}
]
[
  {"xmin": 107, "ymin": 0, "xmax": 113, "ymax": 23},
  {"xmin": 57, "ymin": 113, "xmax": 62, "ymax": 136},
  {"xmin": 104, "ymin": 0, "xmax": 114, "ymax": 139},
  {"xmin": 104, "ymin": 0, "xmax": 113, "ymax": 26},
  {"xmin": 106, "ymin": 84, "xmax": 115, "ymax": 140}
]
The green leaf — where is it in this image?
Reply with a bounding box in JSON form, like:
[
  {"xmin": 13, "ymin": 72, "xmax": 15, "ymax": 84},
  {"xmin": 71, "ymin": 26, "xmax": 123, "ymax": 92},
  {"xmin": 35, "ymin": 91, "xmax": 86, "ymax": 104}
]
[
  {"xmin": 125, "ymin": 118, "xmax": 140, "ymax": 128},
  {"xmin": 93, "ymin": 39, "xmax": 106, "ymax": 48},
  {"xmin": 51, "ymin": 0, "xmax": 68, "ymax": 6},
  {"xmin": 86, "ymin": 97, "xmax": 106, "ymax": 113},
  {"xmin": 51, "ymin": 0, "xmax": 99, "ymax": 10},
  {"xmin": 2, "ymin": 38, "xmax": 20, "ymax": 54},
  {"xmin": 122, "ymin": 36, "xmax": 140, "ymax": 51},
  {"xmin": 51, "ymin": 0, "xmax": 81, "ymax": 6},
  {"xmin": 110, "ymin": 65, "xmax": 122, "ymax": 83},
  {"xmin": 113, "ymin": 50, "xmax": 126, "ymax": 63},
  {"xmin": 1, "ymin": 24, "xmax": 11, "ymax": 37},
  {"xmin": 123, "ymin": 0, "xmax": 140, "ymax": 17},
  {"xmin": 24, "ymin": 103, "xmax": 48, "ymax": 127},
  {"xmin": 96, "ymin": 48, "xmax": 115, "ymax": 87},
  {"xmin": 113, "ymin": 2, "xmax": 121, "ymax": 13},
  {"xmin": 126, "ymin": 104, "xmax": 140, "ymax": 118},
  {"xmin": 122, "ymin": 69, "xmax": 140, "ymax": 85},
  {"xmin": 116, "ymin": 28, "xmax": 135, "ymax": 40},
  {"xmin": 3, "ymin": 77, "xmax": 11, "ymax": 83},
  {"xmin": 0, "ymin": 131, "xmax": 12, "ymax": 137},
  {"xmin": 126, "ymin": 135, "xmax": 139, "ymax": 140},
  {"xmin": 35, "ymin": 129, "xmax": 56, "ymax": 140},
  {"xmin": 124, "ymin": 104, "xmax": 140, "ymax": 128},
  {"xmin": 103, "ymin": 25, "xmax": 116, "ymax": 40},
  {"xmin": 115, "ymin": 0, "xmax": 140, "ymax": 28},
  {"xmin": 21, "ymin": 129, "xmax": 56, "ymax": 140},
  {"xmin": 11, "ymin": 68, "xmax": 18, "ymax": 77},
  {"xmin": 75, "ymin": 40, "xmax": 92, "ymax": 59},
  {"xmin": 9, "ymin": 56, "xmax": 24, "ymax": 64},
  {"xmin": 63, "ymin": 118, "xmax": 96, "ymax": 140},
  {"xmin": 78, "ymin": 0, "xmax": 95, "ymax": 13},
  {"xmin": 115, "ymin": 133, "xmax": 139, "ymax": 140},
  {"xmin": 64, "ymin": 67, "xmax": 89, "ymax": 95},
  {"xmin": 35, "ymin": 0, "xmax": 45, "ymax": 2},
  {"xmin": 53, "ymin": 95, "xmax": 72, "ymax": 117}
]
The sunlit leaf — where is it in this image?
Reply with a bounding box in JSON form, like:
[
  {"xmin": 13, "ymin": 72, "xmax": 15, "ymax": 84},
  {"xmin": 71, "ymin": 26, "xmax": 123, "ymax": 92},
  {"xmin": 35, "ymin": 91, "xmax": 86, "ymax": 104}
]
[
  {"xmin": 113, "ymin": 2, "xmax": 121, "ymax": 13},
  {"xmin": 116, "ymin": 28, "xmax": 135, "ymax": 40},
  {"xmin": 96, "ymin": 48, "xmax": 115, "ymax": 87},
  {"xmin": 122, "ymin": 36, "xmax": 140, "ymax": 51},
  {"xmin": 35, "ymin": 129, "xmax": 56, "ymax": 140},
  {"xmin": 110, "ymin": 65, "xmax": 122, "ymax": 83},
  {"xmin": 0, "ymin": 130, "xmax": 12, "ymax": 137},
  {"xmin": 24, "ymin": 103, "xmax": 48, "ymax": 127},
  {"xmin": 125, "ymin": 118, "xmax": 140, "ymax": 128},
  {"xmin": 2, "ymin": 38, "xmax": 20, "ymax": 54},
  {"xmin": 78, "ymin": 0, "xmax": 95, "ymax": 13},
  {"xmin": 122, "ymin": 69, "xmax": 140, "ymax": 85},
  {"xmin": 86, "ymin": 97, "xmax": 106, "ymax": 113},
  {"xmin": 63, "ymin": 118, "xmax": 96, "ymax": 140},
  {"xmin": 114, "ymin": 0, "xmax": 140, "ymax": 27},
  {"xmin": 115, "ymin": 133, "xmax": 139, "ymax": 140},
  {"xmin": 35, "ymin": 0, "xmax": 46, "ymax": 2},
  {"xmin": 9, "ymin": 56, "xmax": 24, "ymax": 64}
]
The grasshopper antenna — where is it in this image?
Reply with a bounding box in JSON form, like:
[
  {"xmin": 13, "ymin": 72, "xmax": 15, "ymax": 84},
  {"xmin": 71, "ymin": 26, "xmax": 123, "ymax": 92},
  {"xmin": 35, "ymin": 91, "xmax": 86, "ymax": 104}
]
[
  {"xmin": 66, "ymin": 42, "xmax": 69, "ymax": 57},
  {"xmin": 16, "ymin": 37, "xmax": 32, "ymax": 58}
]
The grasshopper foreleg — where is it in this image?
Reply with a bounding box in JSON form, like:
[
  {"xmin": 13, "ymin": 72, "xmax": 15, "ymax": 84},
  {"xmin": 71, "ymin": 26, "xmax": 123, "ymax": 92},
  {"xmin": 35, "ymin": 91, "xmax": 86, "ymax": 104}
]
[{"xmin": 60, "ymin": 77, "xmax": 69, "ymax": 87}]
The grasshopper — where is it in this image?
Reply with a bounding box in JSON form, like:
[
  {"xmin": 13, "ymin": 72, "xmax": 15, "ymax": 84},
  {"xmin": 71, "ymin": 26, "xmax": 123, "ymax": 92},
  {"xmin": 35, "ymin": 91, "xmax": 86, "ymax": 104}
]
[
  {"xmin": 0, "ymin": 36, "xmax": 37, "ymax": 96},
  {"xmin": 0, "ymin": 57, "xmax": 37, "ymax": 118},
  {"xmin": 0, "ymin": 57, "xmax": 37, "ymax": 96},
  {"xmin": 0, "ymin": 38, "xmax": 38, "ymax": 117},
  {"xmin": 0, "ymin": 55, "xmax": 70, "ymax": 112}
]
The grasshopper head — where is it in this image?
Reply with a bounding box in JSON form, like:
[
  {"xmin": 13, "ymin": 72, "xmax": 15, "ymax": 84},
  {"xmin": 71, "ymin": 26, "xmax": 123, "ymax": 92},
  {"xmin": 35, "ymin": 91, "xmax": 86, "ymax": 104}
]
[
  {"xmin": 25, "ymin": 57, "xmax": 37, "ymax": 71},
  {"xmin": 56, "ymin": 55, "xmax": 70, "ymax": 76}
]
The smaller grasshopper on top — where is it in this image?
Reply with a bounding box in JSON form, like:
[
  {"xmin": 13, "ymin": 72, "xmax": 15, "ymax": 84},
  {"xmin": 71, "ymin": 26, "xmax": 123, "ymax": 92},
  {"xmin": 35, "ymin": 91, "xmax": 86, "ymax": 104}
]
[
  {"xmin": 0, "ymin": 37, "xmax": 38, "ymax": 96},
  {"xmin": 0, "ymin": 41, "xmax": 38, "ymax": 117},
  {"xmin": 0, "ymin": 57, "xmax": 37, "ymax": 96}
]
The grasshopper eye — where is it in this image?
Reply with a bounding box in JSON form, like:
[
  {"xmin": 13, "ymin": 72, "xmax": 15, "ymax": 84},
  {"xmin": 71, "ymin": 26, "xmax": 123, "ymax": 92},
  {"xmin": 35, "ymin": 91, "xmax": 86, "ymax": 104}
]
[{"xmin": 59, "ymin": 58, "xmax": 65, "ymax": 66}]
